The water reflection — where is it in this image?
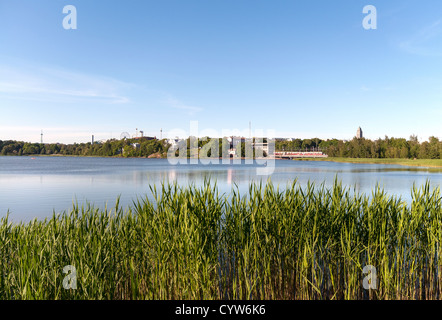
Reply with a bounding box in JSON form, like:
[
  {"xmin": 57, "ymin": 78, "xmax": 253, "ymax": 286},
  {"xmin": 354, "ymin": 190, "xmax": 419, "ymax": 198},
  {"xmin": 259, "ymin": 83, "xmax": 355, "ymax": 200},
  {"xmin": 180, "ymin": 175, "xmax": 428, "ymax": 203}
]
[{"xmin": 227, "ymin": 169, "xmax": 233, "ymax": 185}]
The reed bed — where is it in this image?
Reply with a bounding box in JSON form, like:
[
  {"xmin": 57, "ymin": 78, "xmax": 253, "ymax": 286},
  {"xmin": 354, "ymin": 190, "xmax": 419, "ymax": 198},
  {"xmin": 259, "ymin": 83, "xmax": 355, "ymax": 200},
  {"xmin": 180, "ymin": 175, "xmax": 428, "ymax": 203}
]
[{"xmin": 0, "ymin": 179, "xmax": 441, "ymax": 300}]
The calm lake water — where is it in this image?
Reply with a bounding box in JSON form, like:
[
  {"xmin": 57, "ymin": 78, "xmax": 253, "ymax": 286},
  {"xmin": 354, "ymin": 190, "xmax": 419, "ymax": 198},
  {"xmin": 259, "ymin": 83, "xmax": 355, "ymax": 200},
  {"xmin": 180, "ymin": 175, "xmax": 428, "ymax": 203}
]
[{"xmin": 0, "ymin": 156, "xmax": 441, "ymax": 222}]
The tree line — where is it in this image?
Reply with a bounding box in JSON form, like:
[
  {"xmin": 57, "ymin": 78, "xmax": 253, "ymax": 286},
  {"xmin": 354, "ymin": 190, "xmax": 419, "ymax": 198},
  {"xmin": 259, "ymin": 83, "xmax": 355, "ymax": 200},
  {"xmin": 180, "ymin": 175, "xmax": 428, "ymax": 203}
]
[
  {"xmin": 0, "ymin": 138, "xmax": 168, "ymax": 158},
  {"xmin": 275, "ymin": 135, "xmax": 442, "ymax": 159},
  {"xmin": 0, "ymin": 135, "xmax": 441, "ymax": 159},
  {"xmin": 0, "ymin": 137, "xmax": 261, "ymax": 158}
]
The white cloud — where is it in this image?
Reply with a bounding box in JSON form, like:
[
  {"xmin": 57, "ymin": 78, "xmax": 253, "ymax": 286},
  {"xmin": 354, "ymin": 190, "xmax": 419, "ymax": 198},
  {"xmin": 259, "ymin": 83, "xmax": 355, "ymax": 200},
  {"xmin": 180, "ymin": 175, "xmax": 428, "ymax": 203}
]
[
  {"xmin": 0, "ymin": 64, "xmax": 133, "ymax": 104},
  {"xmin": 163, "ymin": 97, "xmax": 203, "ymax": 115},
  {"xmin": 399, "ymin": 20, "xmax": 442, "ymax": 56}
]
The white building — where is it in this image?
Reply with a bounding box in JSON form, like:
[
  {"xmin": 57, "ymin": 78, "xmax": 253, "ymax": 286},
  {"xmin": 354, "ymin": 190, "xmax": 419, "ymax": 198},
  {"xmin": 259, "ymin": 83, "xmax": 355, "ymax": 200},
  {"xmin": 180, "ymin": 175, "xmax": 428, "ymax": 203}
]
[{"xmin": 167, "ymin": 138, "xmax": 181, "ymax": 148}]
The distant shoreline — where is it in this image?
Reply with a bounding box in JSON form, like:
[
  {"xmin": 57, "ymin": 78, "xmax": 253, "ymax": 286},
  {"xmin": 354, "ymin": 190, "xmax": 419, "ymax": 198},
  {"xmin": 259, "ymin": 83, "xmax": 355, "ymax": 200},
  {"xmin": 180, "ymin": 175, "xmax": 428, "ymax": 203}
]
[
  {"xmin": 2, "ymin": 154, "xmax": 442, "ymax": 169},
  {"xmin": 293, "ymin": 157, "xmax": 442, "ymax": 168},
  {"xmin": 0, "ymin": 153, "xmax": 167, "ymax": 159}
]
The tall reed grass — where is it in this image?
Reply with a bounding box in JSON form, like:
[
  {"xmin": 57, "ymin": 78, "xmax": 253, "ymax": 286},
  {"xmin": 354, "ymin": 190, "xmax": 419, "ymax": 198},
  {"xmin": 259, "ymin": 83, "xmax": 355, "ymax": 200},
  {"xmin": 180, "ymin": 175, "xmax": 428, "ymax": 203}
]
[{"xmin": 0, "ymin": 179, "xmax": 441, "ymax": 300}]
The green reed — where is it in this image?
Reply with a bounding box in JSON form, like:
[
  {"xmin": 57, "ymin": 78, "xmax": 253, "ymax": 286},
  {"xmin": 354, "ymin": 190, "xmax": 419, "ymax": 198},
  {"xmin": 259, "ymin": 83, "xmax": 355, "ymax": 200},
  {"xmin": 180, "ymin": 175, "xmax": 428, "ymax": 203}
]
[{"xmin": 0, "ymin": 179, "xmax": 441, "ymax": 300}]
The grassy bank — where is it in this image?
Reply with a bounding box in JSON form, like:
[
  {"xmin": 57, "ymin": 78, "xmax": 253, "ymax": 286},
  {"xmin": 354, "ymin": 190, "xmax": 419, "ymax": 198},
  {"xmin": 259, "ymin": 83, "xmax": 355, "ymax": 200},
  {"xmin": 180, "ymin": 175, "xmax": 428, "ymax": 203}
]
[
  {"xmin": 1, "ymin": 180, "xmax": 441, "ymax": 300},
  {"xmin": 297, "ymin": 157, "xmax": 442, "ymax": 168}
]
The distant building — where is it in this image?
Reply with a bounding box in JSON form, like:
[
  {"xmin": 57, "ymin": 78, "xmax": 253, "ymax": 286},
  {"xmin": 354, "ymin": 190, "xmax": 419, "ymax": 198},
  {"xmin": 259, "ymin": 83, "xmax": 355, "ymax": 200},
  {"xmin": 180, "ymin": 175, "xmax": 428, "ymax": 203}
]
[
  {"xmin": 356, "ymin": 127, "xmax": 363, "ymax": 139},
  {"xmin": 228, "ymin": 136, "xmax": 246, "ymax": 149},
  {"xmin": 167, "ymin": 138, "xmax": 181, "ymax": 148},
  {"xmin": 253, "ymin": 141, "xmax": 269, "ymax": 156}
]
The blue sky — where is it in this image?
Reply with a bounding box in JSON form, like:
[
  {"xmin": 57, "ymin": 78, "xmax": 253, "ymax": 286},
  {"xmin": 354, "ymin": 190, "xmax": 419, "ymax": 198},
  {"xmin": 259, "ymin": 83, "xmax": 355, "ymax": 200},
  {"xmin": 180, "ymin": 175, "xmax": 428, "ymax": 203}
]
[{"xmin": 0, "ymin": 0, "xmax": 442, "ymax": 143}]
